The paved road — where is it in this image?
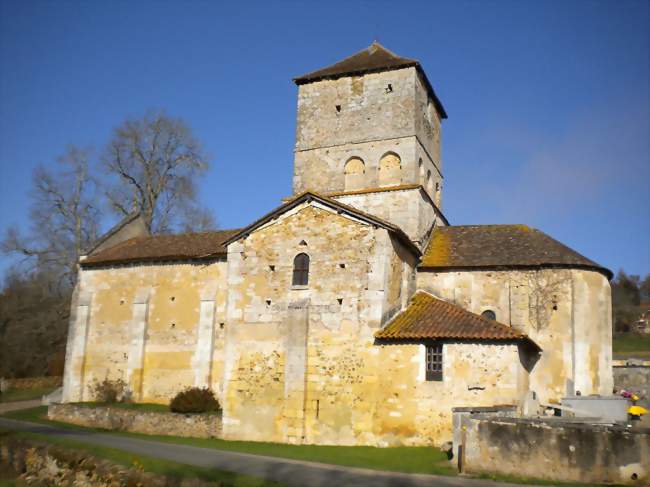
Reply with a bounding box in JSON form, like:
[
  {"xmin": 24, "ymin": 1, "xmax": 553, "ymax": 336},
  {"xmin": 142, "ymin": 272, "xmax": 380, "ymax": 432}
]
[
  {"xmin": 0, "ymin": 399, "xmax": 42, "ymax": 415},
  {"xmin": 0, "ymin": 417, "xmax": 541, "ymax": 487}
]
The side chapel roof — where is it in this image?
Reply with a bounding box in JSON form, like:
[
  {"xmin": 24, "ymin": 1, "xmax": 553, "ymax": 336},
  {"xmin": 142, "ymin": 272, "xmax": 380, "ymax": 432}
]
[
  {"xmin": 81, "ymin": 229, "xmax": 241, "ymax": 267},
  {"xmin": 294, "ymin": 42, "xmax": 447, "ymax": 119},
  {"xmin": 375, "ymin": 291, "xmax": 539, "ymax": 349},
  {"xmin": 420, "ymin": 225, "xmax": 612, "ymax": 279}
]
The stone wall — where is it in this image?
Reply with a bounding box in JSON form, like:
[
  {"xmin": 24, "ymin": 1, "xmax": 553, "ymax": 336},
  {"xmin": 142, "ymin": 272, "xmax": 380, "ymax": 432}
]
[
  {"xmin": 293, "ymin": 67, "xmax": 442, "ymax": 203},
  {"xmin": 418, "ymin": 268, "xmax": 613, "ymax": 404},
  {"xmin": 460, "ymin": 415, "xmax": 650, "ymax": 485},
  {"xmin": 48, "ymin": 403, "xmax": 222, "ymax": 438},
  {"xmin": 62, "ymin": 259, "xmax": 228, "ymax": 404},
  {"xmin": 221, "ymin": 199, "xmax": 528, "ymax": 446},
  {"xmin": 0, "ymin": 435, "xmax": 214, "ymax": 485},
  {"xmin": 614, "ymin": 363, "xmax": 650, "ymax": 401},
  {"xmin": 332, "ymin": 186, "xmax": 442, "ymax": 248}
]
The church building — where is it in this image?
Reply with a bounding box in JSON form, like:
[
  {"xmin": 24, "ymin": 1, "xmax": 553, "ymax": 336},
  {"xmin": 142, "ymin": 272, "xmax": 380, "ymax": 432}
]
[{"xmin": 62, "ymin": 43, "xmax": 613, "ymax": 446}]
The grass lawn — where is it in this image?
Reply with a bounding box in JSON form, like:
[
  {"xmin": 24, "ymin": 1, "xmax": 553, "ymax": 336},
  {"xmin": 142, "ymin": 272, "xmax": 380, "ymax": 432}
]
[
  {"xmin": 0, "ymin": 386, "xmax": 58, "ymax": 403},
  {"xmin": 0, "ymin": 429, "xmax": 281, "ymax": 487},
  {"xmin": 71, "ymin": 401, "xmax": 172, "ymax": 413},
  {"xmin": 3, "ymin": 406, "xmax": 454, "ymax": 476},
  {"xmin": 2, "ymin": 408, "xmax": 618, "ymax": 486},
  {"xmin": 613, "ymin": 333, "xmax": 650, "ymax": 359}
]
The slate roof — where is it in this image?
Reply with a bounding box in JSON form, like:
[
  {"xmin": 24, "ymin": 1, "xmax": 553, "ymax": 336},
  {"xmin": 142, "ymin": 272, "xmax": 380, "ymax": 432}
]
[
  {"xmin": 420, "ymin": 225, "xmax": 612, "ymax": 279},
  {"xmin": 81, "ymin": 229, "xmax": 241, "ymax": 267},
  {"xmin": 375, "ymin": 291, "xmax": 537, "ymax": 347},
  {"xmin": 294, "ymin": 42, "xmax": 447, "ymax": 119}
]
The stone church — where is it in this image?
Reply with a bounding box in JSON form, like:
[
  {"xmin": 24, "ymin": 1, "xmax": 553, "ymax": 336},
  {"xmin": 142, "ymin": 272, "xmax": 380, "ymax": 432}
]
[{"xmin": 62, "ymin": 43, "xmax": 613, "ymax": 446}]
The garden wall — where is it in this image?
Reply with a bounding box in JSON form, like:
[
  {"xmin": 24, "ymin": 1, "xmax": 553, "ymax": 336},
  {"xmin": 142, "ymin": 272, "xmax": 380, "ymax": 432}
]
[
  {"xmin": 459, "ymin": 414, "xmax": 650, "ymax": 485},
  {"xmin": 48, "ymin": 403, "xmax": 222, "ymax": 439}
]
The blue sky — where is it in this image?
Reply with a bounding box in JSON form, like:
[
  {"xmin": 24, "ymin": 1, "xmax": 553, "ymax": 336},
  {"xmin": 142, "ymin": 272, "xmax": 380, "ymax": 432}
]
[{"xmin": 1, "ymin": 0, "xmax": 648, "ymax": 277}]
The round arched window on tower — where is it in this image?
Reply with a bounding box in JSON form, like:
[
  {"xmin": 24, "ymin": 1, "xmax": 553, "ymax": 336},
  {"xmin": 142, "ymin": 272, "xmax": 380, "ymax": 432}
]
[
  {"xmin": 378, "ymin": 152, "xmax": 401, "ymax": 187},
  {"xmin": 481, "ymin": 309, "xmax": 496, "ymax": 321},
  {"xmin": 344, "ymin": 157, "xmax": 365, "ymax": 191}
]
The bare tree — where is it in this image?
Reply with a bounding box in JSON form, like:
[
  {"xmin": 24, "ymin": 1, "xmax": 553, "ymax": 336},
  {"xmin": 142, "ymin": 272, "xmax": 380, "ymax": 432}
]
[
  {"xmin": 102, "ymin": 110, "xmax": 215, "ymax": 234},
  {"xmin": 2, "ymin": 146, "xmax": 100, "ymax": 287}
]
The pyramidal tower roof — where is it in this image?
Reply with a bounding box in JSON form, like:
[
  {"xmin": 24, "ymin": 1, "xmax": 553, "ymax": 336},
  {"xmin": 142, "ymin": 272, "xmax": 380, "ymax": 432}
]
[{"xmin": 294, "ymin": 42, "xmax": 447, "ymax": 118}]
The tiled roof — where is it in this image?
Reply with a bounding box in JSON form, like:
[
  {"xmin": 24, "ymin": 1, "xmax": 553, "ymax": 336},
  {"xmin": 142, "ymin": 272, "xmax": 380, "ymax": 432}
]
[
  {"xmin": 420, "ymin": 225, "xmax": 612, "ymax": 279},
  {"xmin": 375, "ymin": 291, "xmax": 535, "ymax": 345},
  {"xmin": 294, "ymin": 42, "xmax": 447, "ymax": 119},
  {"xmin": 81, "ymin": 229, "xmax": 241, "ymax": 267}
]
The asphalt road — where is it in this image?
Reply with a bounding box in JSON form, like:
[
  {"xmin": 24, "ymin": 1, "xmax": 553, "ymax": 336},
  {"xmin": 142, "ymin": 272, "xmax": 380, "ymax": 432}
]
[{"xmin": 0, "ymin": 417, "xmax": 541, "ymax": 487}]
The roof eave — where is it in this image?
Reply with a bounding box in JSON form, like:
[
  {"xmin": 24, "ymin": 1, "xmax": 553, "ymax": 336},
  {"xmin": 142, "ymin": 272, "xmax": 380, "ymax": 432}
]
[
  {"xmin": 417, "ymin": 263, "xmax": 613, "ymax": 281},
  {"xmin": 81, "ymin": 252, "xmax": 228, "ymax": 268}
]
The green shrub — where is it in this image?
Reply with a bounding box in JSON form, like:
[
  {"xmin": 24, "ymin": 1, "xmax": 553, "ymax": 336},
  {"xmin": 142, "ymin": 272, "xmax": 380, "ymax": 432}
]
[
  {"xmin": 90, "ymin": 378, "xmax": 129, "ymax": 404},
  {"xmin": 169, "ymin": 387, "xmax": 220, "ymax": 414}
]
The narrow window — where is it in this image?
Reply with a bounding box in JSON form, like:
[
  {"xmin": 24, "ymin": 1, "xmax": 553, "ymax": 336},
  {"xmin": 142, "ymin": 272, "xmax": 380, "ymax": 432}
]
[
  {"xmin": 292, "ymin": 253, "xmax": 310, "ymax": 287},
  {"xmin": 425, "ymin": 343, "xmax": 443, "ymax": 381},
  {"xmin": 481, "ymin": 309, "xmax": 496, "ymax": 321}
]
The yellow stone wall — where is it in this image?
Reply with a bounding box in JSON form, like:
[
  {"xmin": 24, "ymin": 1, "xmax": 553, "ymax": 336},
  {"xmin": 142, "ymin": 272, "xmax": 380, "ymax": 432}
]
[
  {"xmin": 417, "ymin": 268, "xmax": 613, "ymax": 403},
  {"xmin": 66, "ymin": 260, "xmax": 228, "ymax": 404},
  {"xmin": 220, "ymin": 201, "xmax": 527, "ymax": 446}
]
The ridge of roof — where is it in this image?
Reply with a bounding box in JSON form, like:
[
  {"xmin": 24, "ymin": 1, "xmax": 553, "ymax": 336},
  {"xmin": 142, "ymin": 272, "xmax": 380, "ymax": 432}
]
[
  {"xmin": 419, "ymin": 224, "xmax": 612, "ymax": 279},
  {"xmin": 293, "ymin": 42, "xmax": 447, "ymax": 119},
  {"xmin": 81, "ymin": 228, "xmax": 241, "ymax": 267},
  {"xmin": 83, "ymin": 212, "xmax": 144, "ymax": 255},
  {"xmin": 224, "ymin": 191, "xmax": 421, "ymax": 256},
  {"xmin": 375, "ymin": 291, "xmax": 539, "ymax": 349}
]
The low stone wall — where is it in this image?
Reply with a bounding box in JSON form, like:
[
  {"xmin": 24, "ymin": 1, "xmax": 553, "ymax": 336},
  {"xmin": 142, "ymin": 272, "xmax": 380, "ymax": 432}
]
[
  {"xmin": 460, "ymin": 415, "xmax": 650, "ymax": 485},
  {"xmin": 49, "ymin": 403, "xmax": 222, "ymax": 439},
  {"xmin": 0, "ymin": 435, "xmax": 214, "ymax": 486},
  {"xmin": 614, "ymin": 362, "xmax": 650, "ymax": 402},
  {"xmin": 0, "ymin": 376, "xmax": 62, "ymax": 392}
]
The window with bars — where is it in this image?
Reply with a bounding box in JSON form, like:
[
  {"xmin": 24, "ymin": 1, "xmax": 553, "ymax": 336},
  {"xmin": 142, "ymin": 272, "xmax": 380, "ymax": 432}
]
[
  {"xmin": 292, "ymin": 253, "xmax": 310, "ymax": 287},
  {"xmin": 426, "ymin": 343, "xmax": 443, "ymax": 381}
]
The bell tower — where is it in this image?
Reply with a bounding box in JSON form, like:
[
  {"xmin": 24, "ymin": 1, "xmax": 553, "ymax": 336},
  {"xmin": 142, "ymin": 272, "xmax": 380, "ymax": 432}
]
[{"xmin": 292, "ymin": 42, "xmax": 448, "ymax": 247}]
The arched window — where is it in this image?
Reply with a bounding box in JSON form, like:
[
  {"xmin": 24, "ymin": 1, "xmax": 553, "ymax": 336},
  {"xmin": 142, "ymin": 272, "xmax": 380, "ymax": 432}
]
[
  {"xmin": 344, "ymin": 157, "xmax": 365, "ymax": 191},
  {"xmin": 482, "ymin": 309, "xmax": 496, "ymax": 321},
  {"xmin": 426, "ymin": 170, "xmax": 433, "ymax": 194},
  {"xmin": 418, "ymin": 158, "xmax": 424, "ymax": 184},
  {"xmin": 378, "ymin": 152, "xmax": 401, "ymax": 187},
  {"xmin": 292, "ymin": 253, "xmax": 310, "ymax": 287}
]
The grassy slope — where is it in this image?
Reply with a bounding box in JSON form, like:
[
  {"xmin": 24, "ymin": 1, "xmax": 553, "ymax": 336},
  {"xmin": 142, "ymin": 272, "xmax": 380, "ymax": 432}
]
[
  {"xmin": 0, "ymin": 428, "xmax": 281, "ymax": 487},
  {"xmin": 1, "ymin": 408, "xmax": 619, "ymax": 486},
  {"xmin": 4, "ymin": 406, "xmax": 453, "ymax": 475},
  {"xmin": 0, "ymin": 386, "xmax": 58, "ymax": 403}
]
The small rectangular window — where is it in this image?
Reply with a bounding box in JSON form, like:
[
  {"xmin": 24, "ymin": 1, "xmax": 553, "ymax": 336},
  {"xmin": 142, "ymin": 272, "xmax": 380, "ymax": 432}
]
[{"xmin": 426, "ymin": 343, "xmax": 443, "ymax": 381}]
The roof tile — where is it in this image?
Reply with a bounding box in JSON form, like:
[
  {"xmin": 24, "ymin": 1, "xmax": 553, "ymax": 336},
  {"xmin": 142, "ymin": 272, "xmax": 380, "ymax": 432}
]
[
  {"xmin": 82, "ymin": 229, "xmax": 240, "ymax": 267},
  {"xmin": 420, "ymin": 225, "xmax": 611, "ymax": 278},
  {"xmin": 375, "ymin": 291, "xmax": 534, "ymax": 344}
]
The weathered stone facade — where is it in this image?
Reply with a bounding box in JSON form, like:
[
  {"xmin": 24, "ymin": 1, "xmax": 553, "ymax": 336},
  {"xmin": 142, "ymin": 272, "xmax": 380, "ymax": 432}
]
[
  {"xmin": 459, "ymin": 414, "xmax": 650, "ymax": 485},
  {"xmin": 61, "ymin": 43, "xmax": 613, "ymax": 447},
  {"xmin": 418, "ymin": 268, "xmax": 613, "ymax": 403}
]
